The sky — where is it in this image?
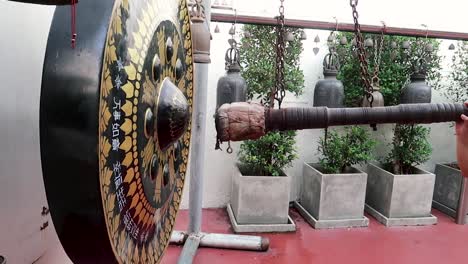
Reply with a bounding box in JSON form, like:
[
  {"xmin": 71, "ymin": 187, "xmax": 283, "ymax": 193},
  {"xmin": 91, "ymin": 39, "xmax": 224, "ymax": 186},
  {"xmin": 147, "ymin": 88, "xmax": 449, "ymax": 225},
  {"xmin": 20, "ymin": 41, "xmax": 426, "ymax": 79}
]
[{"xmin": 212, "ymin": 0, "xmax": 468, "ymax": 33}]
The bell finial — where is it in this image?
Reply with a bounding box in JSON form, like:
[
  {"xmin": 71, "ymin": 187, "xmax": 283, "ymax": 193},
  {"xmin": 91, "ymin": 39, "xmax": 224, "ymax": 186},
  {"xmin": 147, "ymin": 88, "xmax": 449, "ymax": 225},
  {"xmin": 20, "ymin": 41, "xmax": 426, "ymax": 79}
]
[
  {"xmin": 224, "ymin": 39, "xmax": 241, "ymax": 72},
  {"xmin": 322, "ymin": 48, "xmax": 340, "ymax": 76}
]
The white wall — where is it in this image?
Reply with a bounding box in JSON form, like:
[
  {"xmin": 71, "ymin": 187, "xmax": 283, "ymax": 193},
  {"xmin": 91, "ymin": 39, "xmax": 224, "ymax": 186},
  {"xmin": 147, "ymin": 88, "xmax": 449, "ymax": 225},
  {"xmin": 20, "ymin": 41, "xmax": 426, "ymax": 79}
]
[
  {"xmin": 0, "ymin": 2, "xmax": 60, "ymax": 263},
  {"xmin": 179, "ymin": 23, "xmax": 459, "ymax": 209}
]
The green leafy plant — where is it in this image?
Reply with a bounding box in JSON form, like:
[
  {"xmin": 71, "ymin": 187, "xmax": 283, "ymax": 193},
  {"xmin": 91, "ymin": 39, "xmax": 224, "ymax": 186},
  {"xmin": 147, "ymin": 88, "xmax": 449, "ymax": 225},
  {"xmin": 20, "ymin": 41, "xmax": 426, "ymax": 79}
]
[
  {"xmin": 317, "ymin": 126, "xmax": 376, "ymax": 174},
  {"xmin": 436, "ymin": 41, "xmax": 468, "ymax": 103},
  {"xmin": 335, "ymin": 33, "xmax": 442, "ymax": 107},
  {"xmin": 240, "ymin": 25, "xmax": 305, "ymax": 105},
  {"xmin": 237, "ymin": 25, "xmax": 305, "ymax": 176},
  {"xmin": 384, "ymin": 125, "xmax": 432, "ymax": 175},
  {"xmin": 335, "ymin": 34, "xmax": 439, "ymax": 174},
  {"xmin": 238, "ymin": 131, "xmax": 297, "ymax": 176}
]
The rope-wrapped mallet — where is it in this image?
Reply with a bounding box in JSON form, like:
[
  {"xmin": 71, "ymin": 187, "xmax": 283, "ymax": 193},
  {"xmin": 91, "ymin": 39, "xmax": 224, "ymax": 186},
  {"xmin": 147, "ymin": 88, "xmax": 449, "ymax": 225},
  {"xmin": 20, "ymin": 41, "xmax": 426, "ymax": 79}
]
[{"xmin": 215, "ymin": 102, "xmax": 468, "ymax": 142}]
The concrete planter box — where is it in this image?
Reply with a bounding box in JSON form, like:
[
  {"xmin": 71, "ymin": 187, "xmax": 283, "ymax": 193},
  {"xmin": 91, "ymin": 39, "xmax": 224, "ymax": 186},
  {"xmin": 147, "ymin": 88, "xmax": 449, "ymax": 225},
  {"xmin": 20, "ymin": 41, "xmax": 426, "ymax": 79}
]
[
  {"xmin": 227, "ymin": 165, "xmax": 296, "ymax": 233},
  {"xmin": 365, "ymin": 163, "xmax": 437, "ymax": 226},
  {"xmin": 432, "ymin": 163, "xmax": 467, "ymax": 223},
  {"xmin": 295, "ymin": 163, "xmax": 369, "ymax": 229}
]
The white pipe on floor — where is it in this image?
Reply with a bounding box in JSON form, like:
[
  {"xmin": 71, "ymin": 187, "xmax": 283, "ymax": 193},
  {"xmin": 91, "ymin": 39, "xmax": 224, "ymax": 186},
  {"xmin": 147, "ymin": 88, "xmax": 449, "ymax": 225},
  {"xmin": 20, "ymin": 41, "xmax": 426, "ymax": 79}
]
[
  {"xmin": 170, "ymin": 231, "xmax": 269, "ymax": 251},
  {"xmin": 199, "ymin": 233, "xmax": 269, "ymax": 251}
]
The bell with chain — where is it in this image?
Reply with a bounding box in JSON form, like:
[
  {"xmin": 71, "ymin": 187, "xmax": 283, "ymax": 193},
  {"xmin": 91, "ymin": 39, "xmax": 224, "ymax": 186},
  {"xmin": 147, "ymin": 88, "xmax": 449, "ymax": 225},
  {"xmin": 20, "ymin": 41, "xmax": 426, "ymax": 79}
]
[
  {"xmin": 400, "ymin": 60, "xmax": 432, "ymax": 104},
  {"xmin": 362, "ymin": 84, "xmax": 385, "ymax": 107},
  {"xmin": 216, "ymin": 39, "xmax": 247, "ymax": 109},
  {"xmin": 339, "ymin": 36, "xmax": 348, "ymax": 45},
  {"xmin": 284, "ymin": 31, "xmax": 294, "ymax": 42},
  {"xmin": 190, "ymin": 0, "xmax": 211, "ymax": 63},
  {"xmin": 300, "ymin": 30, "xmax": 307, "ymax": 40},
  {"xmin": 229, "ymin": 24, "xmax": 236, "ymax": 36},
  {"xmin": 313, "ymin": 48, "xmax": 344, "ymax": 108}
]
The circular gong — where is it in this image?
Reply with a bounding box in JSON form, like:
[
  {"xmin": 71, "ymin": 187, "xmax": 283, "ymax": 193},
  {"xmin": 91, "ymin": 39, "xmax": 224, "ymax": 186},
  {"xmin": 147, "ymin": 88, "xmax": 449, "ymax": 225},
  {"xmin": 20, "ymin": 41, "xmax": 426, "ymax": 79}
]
[{"xmin": 40, "ymin": 0, "xmax": 193, "ymax": 263}]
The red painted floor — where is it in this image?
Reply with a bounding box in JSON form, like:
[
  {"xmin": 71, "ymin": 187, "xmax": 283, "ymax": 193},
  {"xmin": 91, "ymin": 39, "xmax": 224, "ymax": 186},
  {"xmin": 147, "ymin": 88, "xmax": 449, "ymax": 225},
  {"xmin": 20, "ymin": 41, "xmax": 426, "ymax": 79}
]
[{"xmin": 162, "ymin": 208, "xmax": 468, "ymax": 264}]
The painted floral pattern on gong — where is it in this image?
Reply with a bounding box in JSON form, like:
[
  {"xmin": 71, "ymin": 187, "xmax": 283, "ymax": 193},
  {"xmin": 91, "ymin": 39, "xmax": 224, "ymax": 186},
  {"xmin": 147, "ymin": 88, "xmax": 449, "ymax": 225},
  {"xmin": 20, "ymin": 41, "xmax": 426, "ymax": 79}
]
[{"xmin": 98, "ymin": 0, "xmax": 193, "ymax": 263}]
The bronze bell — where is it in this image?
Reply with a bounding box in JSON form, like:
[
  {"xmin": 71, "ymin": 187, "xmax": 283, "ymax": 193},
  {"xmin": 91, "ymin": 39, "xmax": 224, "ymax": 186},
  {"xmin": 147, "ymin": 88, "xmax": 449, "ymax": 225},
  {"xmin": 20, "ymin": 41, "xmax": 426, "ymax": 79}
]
[
  {"xmin": 190, "ymin": 0, "xmax": 211, "ymax": 63},
  {"xmin": 400, "ymin": 72, "xmax": 431, "ymax": 104},
  {"xmin": 362, "ymin": 85, "xmax": 385, "ymax": 107},
  {"xmin": 216, "ymin": 41, "xmax": 247, "ymax": 109},
  {"xmin": 313, "ymin": 50, "xmax": 344, "ymax": 108}
]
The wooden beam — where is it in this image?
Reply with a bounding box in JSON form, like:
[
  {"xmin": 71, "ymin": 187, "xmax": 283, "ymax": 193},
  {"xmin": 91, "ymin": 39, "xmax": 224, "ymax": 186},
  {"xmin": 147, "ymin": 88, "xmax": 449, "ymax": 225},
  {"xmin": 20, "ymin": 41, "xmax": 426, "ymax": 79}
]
[{"xmin": 211, "ymin": 13, "xmax": 468, "ymax": 41}]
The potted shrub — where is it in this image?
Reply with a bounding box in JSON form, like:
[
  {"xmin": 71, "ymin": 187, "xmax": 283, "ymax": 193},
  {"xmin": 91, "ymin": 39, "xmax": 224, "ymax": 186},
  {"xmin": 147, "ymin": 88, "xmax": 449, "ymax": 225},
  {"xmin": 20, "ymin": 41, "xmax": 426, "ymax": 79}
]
[
  {"xmin": 365, "ymin": 124, "xmax": 437, "ymax": 226},
  {"xmin": 295, "ymin": 126, "xmax": 376, "ymax": 229},
  {"xmin": 228, "ymin": 131, "xmax": 297, "ymax": 232},
  {"xmin": 226, "ymin": 25, "xmax": 305, "ymax": 232},
  {"xmin": 433, "ymin": 41, "xmax": 467, "ymax": 221}
]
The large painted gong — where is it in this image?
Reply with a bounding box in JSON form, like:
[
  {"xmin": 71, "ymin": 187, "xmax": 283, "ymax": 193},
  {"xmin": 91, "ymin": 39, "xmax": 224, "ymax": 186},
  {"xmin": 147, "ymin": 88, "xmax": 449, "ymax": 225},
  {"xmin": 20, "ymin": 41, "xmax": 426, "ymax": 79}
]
[{"xmin": 40, "ymin": 0, "xmax": 193, "ymax": 263}]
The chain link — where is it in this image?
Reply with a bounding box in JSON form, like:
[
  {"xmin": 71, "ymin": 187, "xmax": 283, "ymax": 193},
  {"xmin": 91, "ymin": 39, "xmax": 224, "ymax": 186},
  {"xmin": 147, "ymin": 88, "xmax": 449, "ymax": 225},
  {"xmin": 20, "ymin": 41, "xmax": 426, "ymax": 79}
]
[
  {"xmin": 273, "ymin": 0, "xmax": 286, "ymax": 109},
  {"xmin": 372, "ymin": 24, "xmax": 385, "ymax": 86},
  {"xmin": 350, "ymin": 0, "xmax": 374, "ymax": 107}
]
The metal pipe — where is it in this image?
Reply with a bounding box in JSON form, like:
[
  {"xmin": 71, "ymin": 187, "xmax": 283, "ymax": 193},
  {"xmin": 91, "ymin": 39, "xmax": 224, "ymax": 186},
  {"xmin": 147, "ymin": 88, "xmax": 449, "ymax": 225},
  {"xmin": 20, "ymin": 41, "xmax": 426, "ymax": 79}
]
[
  {"xmin": 171, "ymin": 232, "xmax": 270, "ymax": 251},
  {"xmin": 187, "ymin": 0, "xmax": 211, "ymax": 236},
  {"xmin": 199, "ymin": 233, "xmax": 269, "ymax": 251},
  {"xmin": 177, "ymin": 235, "xmax": 202, "ymax": 264},
  {"xmin": 170, "ymin": 231, "xmax": 189, "ymax": 245},
  {"xmin": 211, "ymin": 13, "xmax": 468, "ymax": 41},
  {"xmin": 456, "ymin": 177, "xmax": 468, "ymax": 224}
]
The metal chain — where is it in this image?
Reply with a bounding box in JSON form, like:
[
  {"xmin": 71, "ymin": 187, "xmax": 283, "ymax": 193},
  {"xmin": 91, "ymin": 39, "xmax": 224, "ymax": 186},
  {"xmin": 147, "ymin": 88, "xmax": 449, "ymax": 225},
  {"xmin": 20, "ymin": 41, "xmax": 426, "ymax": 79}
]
[
  {"xmin": 350, "ymin": 0, "xmax": 374, "ymax": 107},
  {"xmin": 372, "ymin": 23, "xmax": 385, "ymax": 85},
  {"xmin": 273, "ymin": 0, "xmax": 286, "ymax": 109}
]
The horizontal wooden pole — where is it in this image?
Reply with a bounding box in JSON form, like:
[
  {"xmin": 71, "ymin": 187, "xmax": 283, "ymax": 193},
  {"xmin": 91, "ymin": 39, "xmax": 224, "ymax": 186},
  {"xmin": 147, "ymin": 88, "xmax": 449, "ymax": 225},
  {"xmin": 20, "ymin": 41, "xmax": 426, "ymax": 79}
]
[{"xmin": 211, "ymin": 13, "xmax": 468, "ymax": 41}]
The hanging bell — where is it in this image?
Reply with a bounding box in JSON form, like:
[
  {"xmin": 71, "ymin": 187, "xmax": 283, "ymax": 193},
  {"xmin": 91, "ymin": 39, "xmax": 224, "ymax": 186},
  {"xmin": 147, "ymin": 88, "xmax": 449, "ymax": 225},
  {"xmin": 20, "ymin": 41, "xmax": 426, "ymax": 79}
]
[
  {"xmin": 216, "ymin": 46, "xmax": 247, "ymax": 109},
  {"xmin": 391, "ymin": 41, "xmax": 397, "ymax": 49},
  {"xmin": 449, "ymin": 43, "xmax": 456, "ymax": 50},
  {"xmin": 214, "ymin": 24, "xmax": 220, "ymax": 33},
  {"xmin": 362, "ymin": 85, "xmax": 385, "ymax": 107},
  {"xmin": 244, "ymin": 30, "xmax": 252, "ymax": 39},
  {"xmin": 351, "ymin": 38, "xmax": 357, "ymax": 47},
  {"xmin": 284, "ymin": 31, "xmax": 294, "ymax": 42},
  {"xmin": 339, "ymin": 36, "xmax": 348, "ymax": 45},
  {"xmin": 390, "ymin": 50, "xmax": 398, "ymax": 60},
  {"xmin": 190, "ymin": 2, "xmax": 211, "ymax": 63},
  {"xmin": 314, "ymin": 34, "xmax": 320, "ymax": 43},
  {"xmin": 400, "ymin": 72, "xmax": 432, "ymax": 104},
  {"xmin": 425, "ymin": 43, "xmax": 434, "ymax": 53},
  {"xmin": 313, "ymin": 47, "xmax": 320, "ymax": 55},
  {"xmin": 300, "ymin": 30, "xmax": 307, "ymax": 40},
  {"xmin": 327, "ymin": 33, "xmax": 335, "ymax": 43},
  {"xmin": 364, "ymin": 37, "xmax": 374, "ymax": 48},
  {"xmin": 229, "ymin": 24, "xmax": 236, "ymax": 36},
  {"xmin": 313, "ymin": 52, "xmax": 344, "ymax": 108},
  {"xmin": 402, "ymin": 40, "xmax": 411, "ymax": 49}
]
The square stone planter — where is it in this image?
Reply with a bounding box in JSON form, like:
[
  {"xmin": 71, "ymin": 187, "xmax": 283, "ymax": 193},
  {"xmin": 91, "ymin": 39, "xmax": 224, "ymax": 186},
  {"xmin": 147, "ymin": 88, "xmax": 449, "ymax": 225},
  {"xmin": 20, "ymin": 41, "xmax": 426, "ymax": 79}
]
[
  {"xmin": 228, "ymin": 165, "xmax": 296, "ymax": 233},
  {"xmin": 295, "ymin": 163, "xmax": 369, "ymax": 229},
  {"xmin": 365, "ymin": 163, "xmax": 437, "ymax": 226},
  {"xmin": 432, "ymin": 163, "xmax": 467, "ymax": 223}
]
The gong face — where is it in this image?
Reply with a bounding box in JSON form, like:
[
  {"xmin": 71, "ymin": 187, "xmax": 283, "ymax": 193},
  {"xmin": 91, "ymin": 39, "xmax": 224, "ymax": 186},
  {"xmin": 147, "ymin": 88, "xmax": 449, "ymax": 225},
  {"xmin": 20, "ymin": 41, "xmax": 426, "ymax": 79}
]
[{"xmin": 98, "ymin": 0, "xmax": 193, "ymax": 262}]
